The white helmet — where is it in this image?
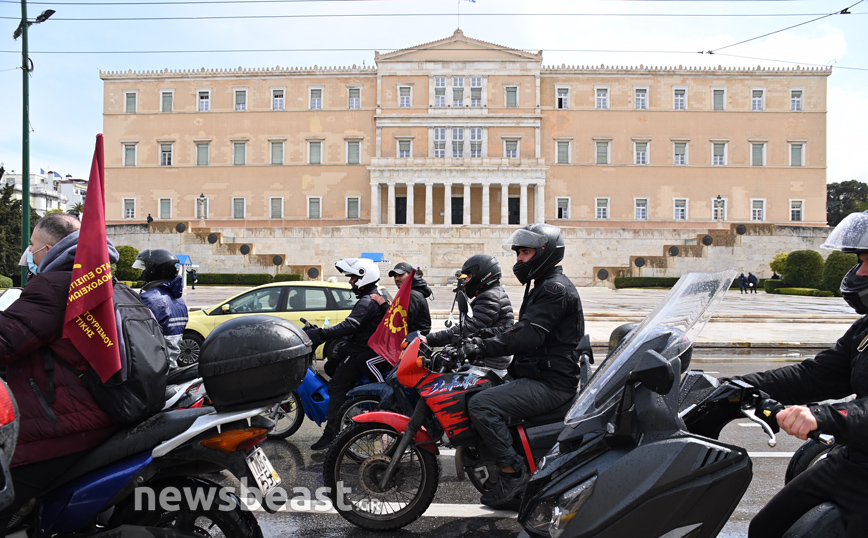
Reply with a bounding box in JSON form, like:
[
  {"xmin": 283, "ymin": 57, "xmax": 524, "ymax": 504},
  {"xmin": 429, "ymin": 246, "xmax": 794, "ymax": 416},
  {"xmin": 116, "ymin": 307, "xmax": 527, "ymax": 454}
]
[{"xmin": 335, "ymin": 258, "xmax": 380, "ymax": 295}]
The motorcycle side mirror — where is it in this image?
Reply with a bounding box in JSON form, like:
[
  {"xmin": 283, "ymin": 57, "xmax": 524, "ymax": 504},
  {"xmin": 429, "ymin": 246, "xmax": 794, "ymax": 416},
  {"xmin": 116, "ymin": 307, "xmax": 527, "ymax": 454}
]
[
  {"xmin": 608, "ymin": 322, "xmax": 639, "ymax": 356},
  {"xmin": 627, "ymin": 350, "xmax": 675, "ymax": 395},
  {"xmin": 456, "ymin": 291, "xmax": 474, "ymax": 319}
]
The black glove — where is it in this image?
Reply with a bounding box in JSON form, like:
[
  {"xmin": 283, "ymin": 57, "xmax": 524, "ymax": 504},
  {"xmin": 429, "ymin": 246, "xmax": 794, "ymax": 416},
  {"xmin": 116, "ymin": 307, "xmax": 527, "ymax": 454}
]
[
  {"xmin": 304, "ymin": 327, "xmax": 324, "ymax": 348},
  {"xmin": 459, "ymin": 337, "xmax": 485, "ymax": 363},
  {"xmin": 476, "ymin": 327, "xmax": 501, "ymax": 339}
]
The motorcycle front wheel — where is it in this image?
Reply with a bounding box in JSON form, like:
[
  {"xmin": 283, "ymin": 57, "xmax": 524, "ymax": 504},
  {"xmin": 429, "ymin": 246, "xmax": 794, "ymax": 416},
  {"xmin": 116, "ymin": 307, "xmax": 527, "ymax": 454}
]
[
  {"xmin": 265, "ymin": 392, "xmax": 304, "ymax": 439},
  {"xmin": 324, "ymin": 422, "xmax": 440, "ymax": 531}
]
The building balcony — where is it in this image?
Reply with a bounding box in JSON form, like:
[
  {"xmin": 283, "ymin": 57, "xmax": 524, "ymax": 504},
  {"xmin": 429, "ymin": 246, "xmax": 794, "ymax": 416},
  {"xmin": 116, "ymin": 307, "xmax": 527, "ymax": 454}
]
[{"xmin": 369, "ymin": 156, "xmax": 546, "ymax": 169}]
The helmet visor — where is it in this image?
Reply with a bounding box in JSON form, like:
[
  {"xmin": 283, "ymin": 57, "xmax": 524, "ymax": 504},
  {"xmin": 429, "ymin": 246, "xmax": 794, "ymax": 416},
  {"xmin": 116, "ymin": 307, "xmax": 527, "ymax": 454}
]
[
  {"xmin": 822, "ymin": 212, "xmax": 868, "ymax": 252},
  {"xmin": 502, "ymin": 229, "xmax": 548, "ymax": 252},
  {"xmin": 132, "ymin": 259, "xmax": 146, "ymax": 270}
]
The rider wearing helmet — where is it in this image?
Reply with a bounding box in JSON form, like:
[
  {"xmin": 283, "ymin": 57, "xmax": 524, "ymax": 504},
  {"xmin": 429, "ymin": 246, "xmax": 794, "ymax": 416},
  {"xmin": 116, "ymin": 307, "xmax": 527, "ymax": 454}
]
[
  {"xmin": 305, "ymin": 258, "xmax": 390, "ymax": 450},
  {"xmin": 132, "ymin": 249, "xmax": 188, "ymax": 368},
  {"xmin": 388, "ymin": 262, "xmax": 433, "ymax": 336},
  {"xmin": 423, "ymin": 254, "xmax": 514, "ymax": 373},
  {"xmin": 738, "ymin": 210, "xmax": 868, "ymax": 538},
  {"xmin": 461, "ymin": 224, "xmax": 585, "ymax": 507}
]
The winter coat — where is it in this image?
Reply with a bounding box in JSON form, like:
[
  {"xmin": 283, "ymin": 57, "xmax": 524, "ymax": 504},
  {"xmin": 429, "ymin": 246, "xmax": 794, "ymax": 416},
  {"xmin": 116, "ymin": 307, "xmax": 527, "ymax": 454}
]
[
  {"xmin": 407, "ymin": 277, "xmax": 433, "ymax": 336},
  {"xmin": 738, "ymin": 274, "xmax": 747, "ymax": 290},
  {"xmin": 320, "ymin": 289, "xmax": 389, "ymax": 358},
  {"xmin": 738, "ymin": 315, "xmax": 868, "ymax": 458},
  {"xmin": 426, "ymin": 284, "xmax": 514, "ymax": 370},
  {"xmin": 747, "ymin": 273, "xmax": 759, "ymax": 287},
  {"xmin": 140, "ymin": 276, "xmax": 188, "ymax": 368},
  {"xmin": 0, "ymin": 231, "xmax": 120, "ymax": 467},
  {"xmin": 482, "ymin": 266, "xmax": 585, "ymax": 393}
]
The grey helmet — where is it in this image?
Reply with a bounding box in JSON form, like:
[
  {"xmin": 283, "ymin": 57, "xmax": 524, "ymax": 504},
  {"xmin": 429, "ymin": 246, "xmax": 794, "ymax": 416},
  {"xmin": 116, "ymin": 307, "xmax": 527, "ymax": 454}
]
[
  {"xmin": 503, "ymin": 224, "xmax": 565, "ymax": 284},
  {"xmin": 823, "ymin": 211, "xmax": 868, "ymax": 314}
]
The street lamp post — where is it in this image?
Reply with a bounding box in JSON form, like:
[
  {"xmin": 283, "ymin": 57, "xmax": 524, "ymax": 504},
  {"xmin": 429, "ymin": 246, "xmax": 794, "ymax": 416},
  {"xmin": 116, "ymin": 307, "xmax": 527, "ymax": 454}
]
[
  {"xmin": 14, "ymin": 1, "xmax": 54, "ymax": 284},
  {"xmin": 716, "ymin": 194, "xmax": 723, "ymax": 224},
  {"xmin": 197, "ymin": 193, "xmax": 206, "ymax": 220}
]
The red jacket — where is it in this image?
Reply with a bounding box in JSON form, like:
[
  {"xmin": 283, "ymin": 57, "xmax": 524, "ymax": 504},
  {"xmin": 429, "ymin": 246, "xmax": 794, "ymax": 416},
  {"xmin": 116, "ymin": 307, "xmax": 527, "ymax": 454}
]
[{"xmin": 0, "ymin": 270, "xmax": 119, "ymax": 467}]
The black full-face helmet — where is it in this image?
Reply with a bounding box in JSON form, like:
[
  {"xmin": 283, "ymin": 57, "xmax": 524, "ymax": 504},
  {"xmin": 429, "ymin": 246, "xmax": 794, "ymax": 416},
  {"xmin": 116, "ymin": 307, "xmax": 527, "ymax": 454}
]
[
  {"xmin": 460, "ymin": 254, "xmax": 502, "ymax": 297},
  {"xmin": 132, "ymin": 249, "xmax": 180, "ymax": 284},
  {"xmin": 823, "ymin": 211, "xmax": 868, "ymax": 314},
  {"xmin": 503, "ymin": 224, "xmax": 565, "ymax": 284}
]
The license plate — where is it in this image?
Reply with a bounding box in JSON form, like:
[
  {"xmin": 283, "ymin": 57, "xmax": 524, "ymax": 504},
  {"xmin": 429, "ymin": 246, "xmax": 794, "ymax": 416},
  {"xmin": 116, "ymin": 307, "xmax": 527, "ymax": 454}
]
[{"xmin": 245, "ymin": 447, "xmax": 281, "ymax": 496}]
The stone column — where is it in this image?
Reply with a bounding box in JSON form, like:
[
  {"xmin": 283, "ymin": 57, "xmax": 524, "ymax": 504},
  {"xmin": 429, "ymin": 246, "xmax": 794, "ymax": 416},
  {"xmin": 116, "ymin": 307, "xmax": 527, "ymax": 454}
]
[
  {"xmin": 443, "ymin": 182, "xmax": 452, "ymax": 226},
  {"xmin": 370, "ymin": 183, "xmax": 380, "ymax": 225},
  {"xmin": 376, "ymin": 127, "xmax": 382, "ymax": 158},
  {"xmin": 501, "ymin": 182, "xmax": 509, "ymax": 225},
  {"xmin": 535, "ymin": 183, "xmax": 545, "ymax": 223},
  {"xmin": 535, "ymin": 126, "xmax": 541, "ymax": 159},
  {"xmin": 387, "ymin": 183, "xmax": 396, "ymax": 225},
  {"xmin": 425, "ymin": 182, "xmax": 433, "ymax": 225},
  {"xmin": 482, "ymin": 183, "xmax": 490, "ymax": 225},
  {"xmin": 406, "ymin": 181, "xmax": 415, "ymax": 225},
  {"xmin": 463, "ymin": 183, "xmax": 471, "ymax": 225},
  {"xmin": 520, "ymin": 183, "xmax": 528, "ymax": 226}
]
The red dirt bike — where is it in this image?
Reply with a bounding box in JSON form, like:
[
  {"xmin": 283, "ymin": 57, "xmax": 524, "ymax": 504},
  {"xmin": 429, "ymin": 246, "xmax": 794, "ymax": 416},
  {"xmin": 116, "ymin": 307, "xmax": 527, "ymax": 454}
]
[{"xmin": 323, "ymin": 332, "xmax": 590, "ymax": 531}]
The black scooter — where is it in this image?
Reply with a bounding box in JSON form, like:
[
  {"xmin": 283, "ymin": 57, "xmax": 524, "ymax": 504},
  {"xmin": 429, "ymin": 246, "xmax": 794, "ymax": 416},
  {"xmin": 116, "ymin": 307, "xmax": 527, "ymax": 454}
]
[{"xmin": 517, "ymin": 270, "xmax": 846, "ymax": 538}]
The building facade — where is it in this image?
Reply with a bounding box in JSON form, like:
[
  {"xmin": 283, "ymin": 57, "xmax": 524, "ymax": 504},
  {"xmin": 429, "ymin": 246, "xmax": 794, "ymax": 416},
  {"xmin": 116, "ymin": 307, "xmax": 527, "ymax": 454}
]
[{"xmin": 3, "ymin": 173, "xmax": 69, "ymax": 215}]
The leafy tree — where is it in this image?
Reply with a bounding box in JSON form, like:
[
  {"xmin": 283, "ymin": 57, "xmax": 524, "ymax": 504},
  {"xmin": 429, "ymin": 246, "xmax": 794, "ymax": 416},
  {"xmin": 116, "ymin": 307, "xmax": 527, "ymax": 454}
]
[
  {"xmin": 782, "ymin": 250, "xmax": 825, "ymax": 289},
  {"xmin": 827, "ymin": 180, "xmax": 868, "ymax": 226},
  {"xmin": 114, "ymin": 245, "xmax": 142, "ymax": 281},
  {"xmin": 769, "ymin": 252, "xmax": 788, "ymax": 276},
  {"xmin": 69, "ymin": 201, "xmax": 84, "ymax": 217},
  {"xmin": 0, "ymin": 184, "xmax": 39, "ymax": 285},
  {"xmin": 822, "ymin": 250, "xmax": 858, "ymax": 295}
]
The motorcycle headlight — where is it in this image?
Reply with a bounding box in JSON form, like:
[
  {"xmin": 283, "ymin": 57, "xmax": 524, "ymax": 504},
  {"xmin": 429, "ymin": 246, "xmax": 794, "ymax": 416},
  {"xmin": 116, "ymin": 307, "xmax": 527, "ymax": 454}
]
[{"xmin": 525, "ymin": 475, "xmax": 596, "ymax": 538}]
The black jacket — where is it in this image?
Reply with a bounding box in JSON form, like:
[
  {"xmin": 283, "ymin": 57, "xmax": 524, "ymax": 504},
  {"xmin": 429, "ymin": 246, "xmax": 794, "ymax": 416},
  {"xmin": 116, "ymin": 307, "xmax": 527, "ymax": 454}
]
[
  {"xmin": 738, "ymin": 316, "xmax": 868, "ymax": 456},
  {"xmin": 426, "ymin": 284, "xmax": 514, "ymax": 370},
  {"xmin": 320, "ymin": 290, "xmax": 389, "ymax": 357},
  {"xmin": 481, "ymin": 266, "xmax": 584, "ymax": 392},
  {"xmin": 408, "ymin": 277, "xmax": 433, "ymax": 336}
]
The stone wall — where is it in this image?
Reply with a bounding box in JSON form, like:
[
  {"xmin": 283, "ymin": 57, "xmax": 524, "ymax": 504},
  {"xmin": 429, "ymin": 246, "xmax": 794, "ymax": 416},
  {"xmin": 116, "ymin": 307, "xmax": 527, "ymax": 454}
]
[{"xmin": 107, "ymin": 223, "xmax": 831, "ymax": 287}]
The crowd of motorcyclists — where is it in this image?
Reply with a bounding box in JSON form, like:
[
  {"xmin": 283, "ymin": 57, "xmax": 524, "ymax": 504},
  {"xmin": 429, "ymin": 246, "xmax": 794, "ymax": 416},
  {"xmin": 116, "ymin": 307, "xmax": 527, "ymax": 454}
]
[{"xmin": 5, "ymin": 210, "xmax": 868, "ymax": 536}]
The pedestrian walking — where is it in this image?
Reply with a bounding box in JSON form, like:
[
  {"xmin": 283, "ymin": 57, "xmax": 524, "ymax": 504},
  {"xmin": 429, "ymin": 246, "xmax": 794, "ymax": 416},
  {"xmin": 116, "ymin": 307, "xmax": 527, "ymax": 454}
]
[
  {"xmin": 738, "ymin": 273, "xmax": 747, "ymax": 294},
  {"xmin": 747, "ymin": 272, "xmax": 759, "ymax": 294}
]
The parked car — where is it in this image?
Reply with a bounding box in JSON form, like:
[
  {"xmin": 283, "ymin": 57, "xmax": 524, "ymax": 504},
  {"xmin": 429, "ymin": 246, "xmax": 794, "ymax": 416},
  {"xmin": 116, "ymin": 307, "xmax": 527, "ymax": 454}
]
[{"xmin": 181, "ymin": 281, "xmax": 378, "ymax": 366}]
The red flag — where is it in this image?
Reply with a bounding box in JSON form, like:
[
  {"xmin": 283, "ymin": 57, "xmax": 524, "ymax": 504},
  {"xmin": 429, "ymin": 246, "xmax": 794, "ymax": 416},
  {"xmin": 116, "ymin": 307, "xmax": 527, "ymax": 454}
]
[
  {"xmin": 62, "ymin": 134, "xmax": 121, "ymax": 382},
  {"xmin": 369, "ymin": 268, "xmax": 415, "ymax": 366}
]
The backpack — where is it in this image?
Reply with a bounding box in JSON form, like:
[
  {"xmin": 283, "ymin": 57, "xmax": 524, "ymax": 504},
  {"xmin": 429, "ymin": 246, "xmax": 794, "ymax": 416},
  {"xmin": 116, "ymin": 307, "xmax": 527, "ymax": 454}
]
[{"xmin": 49, "ymin": 279, "xmax": 170, "ymax": 424}]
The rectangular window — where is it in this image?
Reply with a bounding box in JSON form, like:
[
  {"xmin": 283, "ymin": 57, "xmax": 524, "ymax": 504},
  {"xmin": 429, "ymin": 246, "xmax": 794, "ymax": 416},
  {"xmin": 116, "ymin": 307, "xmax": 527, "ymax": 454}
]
[
  {"xmin": 791, "ymin": 89, "xmax": 803, "ymax": 111},
  {"xmin": 198, "ymin": 91, "xmax": 210, "ymax": 112},
  {"xmin": 791, "ymin": 143, "xmax": 804, "ymax": 167},
  {"xmin": 434, "ymin": 128, "xmax": 446, "ymax": 157},
  {"xmin": 161, "ymin": 91, "xmax": 173, "ymax": 113},
  {"xmin": 399, "ymin": 86, "xmax": 411, "ymax": 108},
  {"xmin": 160, "ymin": 143, "xmax": 173, "ymax": 166},
  {"xmin": 674, "ymin": 199, "xmax": 687, "ymax": 220},
  {"xmin": 596, "ymin": 141, "xmax": 609, "ymax": 165},
  {"xmin": 453, "ymin": 77, "xmax": 464, "ymax": 107},
  {"xmin": 505, "ymin": 140, "xmax": 518, "ymax": 159},
  {"xmin": 557, "ymin": 141, "xmax": 570, "ymax": 164},
  {"xmin": 596, "ymin": 198, "xmax": 609, "ymax": 219},
  {"xmin": 506, "ymin": 87, "xmax": 517, "ymax": 108},
  {"xmin": 557, "ymin": 87, "xmax": 569, "ymax": 109},
  {"xmin": 596, "ymin": 88, "xmax": 608, "ymax": 109},
  {"xmin": 125, "ymin": 92, "xmax": 137, "ymax": 114},
  {"xmin": 752, "ymin": 89, "xmax": 764, "ymax": 111},
  {"xmin": 674, "ymin": 142, "xmax": 687, "ymax": 165},
  {"xmin": 235, "ymin": 89, "xmax": 247, "ymax": 111},
  {"xmin": 751, "ymin": 199, "xmax": 765, "ymax": 221},
  {"xmin": 233, "ymin": 142, "xmax": 246, "ymax": 165},
  {"xmin": 635, "ymin": 88, "xmax": 647, "ymax": 110},
  {"xmin": 123, "ymin": 198, "xmax": 136, "ymax": 219},
  {"xmin": 309, "ymin": 141, "xmax": 322, "ymax": 164},
  {"xmin": 713, "ymin": 89, "xmax": 725, "ymax": 111},
  {"xmin": 308, "ymin": 197, "xmax": 322, "ymax": 219},
  {"xmin": 123, "ymin": 144, "xmax": 136, "ymax": 167},
  {"xmin": 791, "ymin": 200, "xmax": 803, "ymax": 222},
  {"xmin": 399, "ymin": 140, "xmax": 411, "ymax": 158},
  {"xmin": 348, "ymin": 87, "xmax": 361, "ymax": 109},
  {"xmin": 557, "ymin": 198, "xmax": 570, "ymax": 219},
  {"xmin": 271, "ymin": 141, "xmax": 284, "ymax": 165},
  {"xmin": 635, "ymin": 142, "xmax": 647, "ymax": 165},
  {"xmin": 471, "ymin": 77, "xmax": 482, "ymax": 107},
  {"xmin": 713, "ymin": 198, "xmax": 727, "ymax": 221},
  {"xmin": 196, "ymin": 198, "xmax": 209, "ymax": 219},
  {"xmin": 232, "ymin": 198, "xmax": 245, "ymax": 219},
  {"xmin": 159, "ymin": 198, "xmax": 172, "ymax": 220},
  {"xmin": 196, "ymin": 143, "xmax": 209, "ymax": 166},
  {"xmin": 674, "ymin": 88, "xmax": 686, "ymax": 110},
  {"xmin": 635, "ymin": 198, "xmax": 648, "ymax": 220},
  {"xmin": 470, "ymin": 128, "xmax": 483, "ymax": 158},
  {"xmin": 272, "ymin": 89, "xmax": 285, "ymax": 111},
  {"xmin": 452, "ymin": 128, "xmax": 464, "ymax": 158},
  {"xmin": 310, "ymin": 88, "xmax": 322, "ymax": 110},
  {"xmin": 270, "ymin": 197, "xmax": 283, "ymax": 219},
  {"xmin": 435, "ymin": 77, "xmax": 446, "ymax": 108},
  {"xmin": 751, "ymin": 143, "xmax": 765, "ymax": 166},
  {"xmin": 713, "ymin": 143, "xmax": 726, "ymax": 166},
  {"xmin": 347, "ymin": 141, "xmax": 360, "ymax": 164},
  {"xmin": 347, "ymin": 197, "xmax": 360, "ymax": 219}
]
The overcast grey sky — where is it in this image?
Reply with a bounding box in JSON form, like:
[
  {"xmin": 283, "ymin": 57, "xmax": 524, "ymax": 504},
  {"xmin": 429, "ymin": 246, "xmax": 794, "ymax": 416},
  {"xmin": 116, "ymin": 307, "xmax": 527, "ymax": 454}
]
[{"xmin": 2, "ymin": 0, "xmax": 865, "ymax": 183}]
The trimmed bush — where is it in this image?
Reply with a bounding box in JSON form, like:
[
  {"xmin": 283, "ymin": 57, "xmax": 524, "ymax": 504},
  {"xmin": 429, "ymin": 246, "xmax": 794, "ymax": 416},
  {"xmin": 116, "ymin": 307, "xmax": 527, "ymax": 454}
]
[
  {"xmin": 196, "ymin": 273, "xmax": 274, "ymax": 285},
  {"xmin": 822, "ymin": 251, "xmax": 858, "ymax": 295},
  {"xmin": 614, "ymin": 277, "xmax": 680, "ymax": 289},
  {"xmin": 782, "ymin": 250, "xmax": 825, "ymax": 289},
  {"xmin": 764, "ymin": 280, "xmax": 788, "ymax": 294},
  {"xmin": 0, "ymin": 274, "xmax": 12, "ymax": 288},
  {"xmin": 769, "ymin": 252, "xmax": 788, "ymax": 276},
  {"xmin": 273, "ymin": 273, "xmax": 304, "ymax": 282},
  {"xmin": 114, "ymin": 245, "xmax": 141, "ymax": 281},
  {"xmin": 814, "ymin": 290, "xmax": 836, "ymax": 297},
  {"xmin": 238, "ymin": 273, "xmax": 273, "ymax": 286},
  {"xmin": 775, "ymin": 287, "xmax": 835, "ymax": 297}
]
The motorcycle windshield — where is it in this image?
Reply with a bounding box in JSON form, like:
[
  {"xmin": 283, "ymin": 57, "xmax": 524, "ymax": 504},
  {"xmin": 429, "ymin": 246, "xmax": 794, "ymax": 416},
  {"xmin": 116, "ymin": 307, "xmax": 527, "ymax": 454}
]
[{"xmin": 565, "ymin": 270, "xmax": 736, "ymax": 428}]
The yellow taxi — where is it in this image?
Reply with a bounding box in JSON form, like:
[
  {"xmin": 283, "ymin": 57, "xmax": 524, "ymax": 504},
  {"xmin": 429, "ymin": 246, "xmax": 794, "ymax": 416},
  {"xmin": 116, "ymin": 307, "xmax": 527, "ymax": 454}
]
[{"xmin": 180, "ymin": 281, "xmax": 360, "ymax": 366}]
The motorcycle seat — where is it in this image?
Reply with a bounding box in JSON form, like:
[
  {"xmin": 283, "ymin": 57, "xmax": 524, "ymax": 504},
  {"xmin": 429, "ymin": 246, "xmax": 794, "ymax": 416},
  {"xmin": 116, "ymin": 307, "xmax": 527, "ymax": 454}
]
[
  {"xmin": 53, "ymin": 407, "xmax": 213, "ymax": 486},
  {"xmin": 507, "ymin": 398, "xmax": 574, "ymax": 428},
  {"xmin": 167, "ymin": 364, "xmax": 200, "ymax": 385}
]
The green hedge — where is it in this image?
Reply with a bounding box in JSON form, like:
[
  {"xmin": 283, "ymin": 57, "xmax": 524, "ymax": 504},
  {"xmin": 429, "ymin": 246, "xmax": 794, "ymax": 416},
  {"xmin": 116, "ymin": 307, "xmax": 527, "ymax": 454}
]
[
  {"xmin": 194, "ymin": 273, "xmax": 296, "ymax": 286},
  {"xmin": 764, "ymin": 280, "xmax": 788, "ymax": 293},
  {"xmin": 775, "ymin": 287, "xmax": 836, "ymax": 297},
  {"xmin": 782, "ymin": 250, "xmax": 825, "ymax": 289},
  {"xmin": 0, "ymin": 275, "xmax": 12, "ymax": 288},
  {"xmin": 120, "ymin": 280, "xmax": 144, "ymax": 288},
  {"xmin": 822, "ymin": 251, "xmax": 858, "ymax": 295},
  {"xmin": 273, "ymin": 273, "xmax": 304, "ymax": 282},
  {"xmin": 614, "ymin": 277, "xmax": 680, "ymax": 289},
  {"xmin": 114, "ymin": 245, "xmax": 142, "ymax": 281}
]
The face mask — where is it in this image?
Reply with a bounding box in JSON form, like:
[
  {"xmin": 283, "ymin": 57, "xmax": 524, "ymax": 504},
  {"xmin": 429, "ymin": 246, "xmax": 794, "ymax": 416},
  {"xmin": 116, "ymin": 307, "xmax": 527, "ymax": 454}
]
[{"xmin": 20, "ymin": 245, "xmax": 47, "ymax": 275}]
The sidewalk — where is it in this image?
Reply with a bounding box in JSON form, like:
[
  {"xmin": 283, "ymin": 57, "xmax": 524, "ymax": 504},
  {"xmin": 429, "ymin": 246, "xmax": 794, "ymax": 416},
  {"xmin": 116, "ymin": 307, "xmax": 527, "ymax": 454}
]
[{"xmin": 182, "ymin": 285, "xmax": 858, "ymax": 349}]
